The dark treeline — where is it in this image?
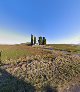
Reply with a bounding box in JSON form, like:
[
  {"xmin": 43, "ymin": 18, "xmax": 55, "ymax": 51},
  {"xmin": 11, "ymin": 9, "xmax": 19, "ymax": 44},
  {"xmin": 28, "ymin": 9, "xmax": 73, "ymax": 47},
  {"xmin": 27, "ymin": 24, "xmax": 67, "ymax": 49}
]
[{"xmin": 31, "ymin": 34, "xmax": 46, "ymax": 45}]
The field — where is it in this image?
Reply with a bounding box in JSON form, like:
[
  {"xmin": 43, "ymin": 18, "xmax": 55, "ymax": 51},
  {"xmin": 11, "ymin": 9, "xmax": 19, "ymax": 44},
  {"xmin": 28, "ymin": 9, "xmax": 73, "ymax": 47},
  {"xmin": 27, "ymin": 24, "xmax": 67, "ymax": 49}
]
[
  {"xmin": 0, "ymin": 44, "xmax": 80, "ymax": 92},
  {"xmin": 47, "ymin": 44, "xmax": 80, "ymax": 53},
  {"xmin": 0, "ymin": 44, "xmax": 80, "ymax": 61}
]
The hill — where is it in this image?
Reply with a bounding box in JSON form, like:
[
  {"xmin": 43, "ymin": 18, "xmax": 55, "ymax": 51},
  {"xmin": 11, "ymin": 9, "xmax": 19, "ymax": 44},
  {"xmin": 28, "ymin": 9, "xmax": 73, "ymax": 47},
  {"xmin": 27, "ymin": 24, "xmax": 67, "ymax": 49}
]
[{"xmin": 0, "ymin": 44, "xmax": 80, "ymax": 92}]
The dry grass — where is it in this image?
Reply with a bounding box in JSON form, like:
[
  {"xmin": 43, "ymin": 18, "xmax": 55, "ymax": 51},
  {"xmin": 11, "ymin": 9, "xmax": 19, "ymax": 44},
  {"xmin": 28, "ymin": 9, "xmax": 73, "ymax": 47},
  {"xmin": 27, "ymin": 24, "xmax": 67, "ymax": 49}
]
[
  {"xmin": 47, "ymin": 44, "xmax": 80, "ymax": 54},
  {"xmin": 0, "ymin": 44, "xmax": 80, "ymax": 92}
]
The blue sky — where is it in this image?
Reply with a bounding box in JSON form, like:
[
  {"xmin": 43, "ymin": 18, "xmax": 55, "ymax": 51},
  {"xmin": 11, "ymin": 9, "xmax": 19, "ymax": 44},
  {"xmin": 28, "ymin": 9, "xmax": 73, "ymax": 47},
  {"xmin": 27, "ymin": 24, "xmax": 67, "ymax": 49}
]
[{"xmin": 0, "ymin": 0, "xmax": 80, "ymax": 44}]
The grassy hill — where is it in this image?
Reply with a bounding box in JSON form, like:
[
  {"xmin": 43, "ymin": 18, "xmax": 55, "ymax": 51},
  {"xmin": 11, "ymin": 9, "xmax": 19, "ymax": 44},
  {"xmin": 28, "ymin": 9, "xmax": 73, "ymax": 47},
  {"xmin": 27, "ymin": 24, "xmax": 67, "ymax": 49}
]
[{"xmin": 0, "ymin": 44, "xmax": 80, "ymax": 92}]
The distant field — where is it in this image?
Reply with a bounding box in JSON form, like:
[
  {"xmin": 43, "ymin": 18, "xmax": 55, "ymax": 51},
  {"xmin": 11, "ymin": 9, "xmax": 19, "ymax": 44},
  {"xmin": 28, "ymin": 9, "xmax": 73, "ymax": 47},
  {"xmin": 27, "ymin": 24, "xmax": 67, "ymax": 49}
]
[
  {"xmin": 0, "ymin": 45, "xmax": 37, "ymax": 61},
  {"xmin": 0, "ymin": 44, "xmax": 80, "ymax": 61},
  {"xmin": 47, "ymin": 44, "xmax": 80, "ymax": 53}
]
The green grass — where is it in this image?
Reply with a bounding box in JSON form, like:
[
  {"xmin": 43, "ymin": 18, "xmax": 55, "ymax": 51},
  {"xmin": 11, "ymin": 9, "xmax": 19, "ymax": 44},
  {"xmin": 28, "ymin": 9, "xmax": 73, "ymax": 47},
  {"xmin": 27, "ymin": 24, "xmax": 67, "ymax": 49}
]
[
  {"xmin": 0, "ymin": 44, "xmax": 80, "ymax": 61},
  {"xmin": 1, "ymin": 48, "xmax": 31, "ymax": 60},
  {"xmin": 47, "ymin": 44, "xmax": 80, "ymax": 54},
  {"xmin": 0, "ymin": 45, "xmax": 32, "ymax": 61}
]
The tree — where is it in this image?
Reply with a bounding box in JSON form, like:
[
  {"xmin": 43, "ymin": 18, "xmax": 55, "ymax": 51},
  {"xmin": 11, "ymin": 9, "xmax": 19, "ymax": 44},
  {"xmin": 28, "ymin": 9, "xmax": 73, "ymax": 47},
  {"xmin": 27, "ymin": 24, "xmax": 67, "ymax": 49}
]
[
  {"xmin": 38, "ymin": 36, "xmax": 43, "ymax": 45},
  {"xmin": 31, "ymin": 34, "xmax": 34, "ymax": 45},
  {"xmin": 34, "ymin": 36, "xmax": 36, "ymax": 45},
  {"xmin": 44, "ymin": 39, "xmax": 46, "ymax": 45},
  {"xmin": 43, "ymin": 37, "xmax": 46, "ymax": 45}
]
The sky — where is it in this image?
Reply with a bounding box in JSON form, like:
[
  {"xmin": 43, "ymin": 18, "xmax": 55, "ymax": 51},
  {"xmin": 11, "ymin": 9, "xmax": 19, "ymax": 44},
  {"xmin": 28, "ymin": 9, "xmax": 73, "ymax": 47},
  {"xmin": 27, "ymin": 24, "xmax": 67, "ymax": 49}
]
[{"xmin": 0, "ymin": 0, "xmax": 80, "ymax": 44}]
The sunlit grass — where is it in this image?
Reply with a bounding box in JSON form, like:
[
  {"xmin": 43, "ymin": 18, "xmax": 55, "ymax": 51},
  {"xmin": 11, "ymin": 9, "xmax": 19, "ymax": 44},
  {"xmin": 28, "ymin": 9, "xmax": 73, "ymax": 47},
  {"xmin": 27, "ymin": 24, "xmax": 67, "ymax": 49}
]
[
  {"xmin": 47, "ymin": 44, "xmax": 80, "ymax": 53},
  {"xmin": 0, "ymin": 44, "xmax": 80, "ymax": 92}
]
